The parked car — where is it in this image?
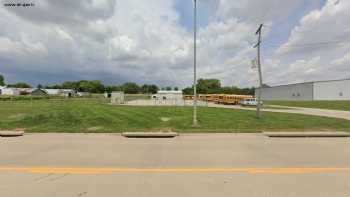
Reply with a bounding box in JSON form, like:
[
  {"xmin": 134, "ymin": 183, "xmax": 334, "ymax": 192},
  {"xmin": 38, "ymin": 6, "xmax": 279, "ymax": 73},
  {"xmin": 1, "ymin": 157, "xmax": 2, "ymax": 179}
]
[{"xmin": 240, "ymin": 98, "xmax": 263, "ymax": 106}]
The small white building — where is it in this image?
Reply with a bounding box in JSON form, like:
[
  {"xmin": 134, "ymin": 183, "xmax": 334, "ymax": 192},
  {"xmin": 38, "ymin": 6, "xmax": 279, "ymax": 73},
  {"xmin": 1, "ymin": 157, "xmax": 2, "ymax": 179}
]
[
  {"xmin": 77, "ymin": 92, "xmax": 90, "ymax": 97},
  {"xmin": 152, "ymin": 91, "xmax": 183, "ymax": 100},
  {"xmin": 61, "ymin": 89, "xmax": 76, "ymax": 97},
  {"xmin": 44, "ymin": 89, "xmax": 76, "ymax": 97},
  {"xmin": 111, "ymin": 91, "xmax": 125, "ymax": 104},
  {"xmin": 0, "ymin": 87, "xmax": 20, "ymax": 96},
  {"xmin": 44, "ymin": 89, "xmax": 62, "ymax": 95}
]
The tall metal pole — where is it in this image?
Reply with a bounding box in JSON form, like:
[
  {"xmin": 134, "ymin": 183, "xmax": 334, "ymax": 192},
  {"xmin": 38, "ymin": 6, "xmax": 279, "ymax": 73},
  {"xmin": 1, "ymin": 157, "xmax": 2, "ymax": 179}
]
[
  {"xmin": 192, "ymin": 0, "xmax": 198, "ymax": 127},
  {"xmin": 255, "ymin": 24, "xmax": 264, "ymax": 119}
]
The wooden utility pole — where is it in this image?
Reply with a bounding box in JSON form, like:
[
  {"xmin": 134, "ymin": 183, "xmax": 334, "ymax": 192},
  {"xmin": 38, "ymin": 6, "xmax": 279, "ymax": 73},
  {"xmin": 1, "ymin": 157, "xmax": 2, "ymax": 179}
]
[{"xmin": 254, "ymin": 24, "xmax": 264, "ymax": 119}]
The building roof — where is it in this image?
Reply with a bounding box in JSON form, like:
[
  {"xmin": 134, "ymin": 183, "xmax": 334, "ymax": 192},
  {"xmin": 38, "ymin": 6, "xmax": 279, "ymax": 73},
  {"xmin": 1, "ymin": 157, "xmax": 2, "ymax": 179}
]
[
  {"xmin": 31, "ymin": 88, "xmax": 48, "ymax": 94},
  {"xmin": 44, "ymin": 89, "xmax": 61, "ymax": 94},
  {"xmin": 263, "ymin": 78, "xmax": 350, "ymax": 89}
]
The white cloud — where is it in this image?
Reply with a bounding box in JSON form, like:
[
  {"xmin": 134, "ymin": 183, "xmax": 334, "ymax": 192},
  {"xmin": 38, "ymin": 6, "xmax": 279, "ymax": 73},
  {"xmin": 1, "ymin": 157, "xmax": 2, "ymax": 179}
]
[
  {"xmin": 0, "ymin": 0, "xmax": 348, "ymax": 88},
  {"xmin": 216, "ymin": 0, "xmax": 319, "ymax": 25},
  {"xmin": 269, "ymin": 0, "xmax": 350, "ymax": 85}
]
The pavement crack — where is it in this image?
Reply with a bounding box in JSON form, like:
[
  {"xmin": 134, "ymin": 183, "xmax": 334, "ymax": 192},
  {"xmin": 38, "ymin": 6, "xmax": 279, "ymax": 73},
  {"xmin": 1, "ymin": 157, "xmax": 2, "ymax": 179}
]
[
  {"xmin": 48, "ymin": 173, "xmax": 70, "ymax": 181},
  {"xmin": 34, "ymin": 173, "xmax": 54, "ymax": 182},
  {"xmin": 77, "ymin": 192, "xmax": 88, "ymax": 196}
]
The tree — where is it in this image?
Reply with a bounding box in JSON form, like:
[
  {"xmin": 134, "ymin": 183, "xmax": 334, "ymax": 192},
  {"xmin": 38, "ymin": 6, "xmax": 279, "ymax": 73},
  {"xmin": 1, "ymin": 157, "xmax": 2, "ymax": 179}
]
[
  {"xmin": 77, "ymin": 80, "xmax": 105, "ymax": 93},
  {"xmin": 182, "ymin": 87, "xmax": 193, "ymax": 95},
  {"xmin": 0, "ymin": 74, "xmax": 4, "ymax": 86},
  {"xmin": 174, "ymin": 87, "xmax": 179, "ymax": 91},
  {"xmin": 105, "ymin": 85, "xmax": 122, "ymax": 93},
  {"xmin": 37, "ymin": 84, "xmax": 43, "ymax": 89},
  {"xmin": 140, "ymin": 84, "xmax": 159, "ymax": 94},
  {"xmin": 166, "ymin": 86, "xmax": 172, "ymax": 91},
  {"xmin": 122, "ymin": 82, "xmax": 140, "ymax": 94},
  {"xmin": 148, "ymin": 85, "xmax": 159, "ymax": 94},
  {"xmin": 62, "ymin": 81, "xmax": 78, "ymax": 90},
  {"xmin": 7, "ymin": 82, "xmax": 32, "ymax": 88},
  {"xmin": 182, "ymin": 78, "xmax": 254, "ymax": 95},
  {"xmin": 197, "ymin": 78, "xmax": 221, "ymax": 94},
  {"xmin": 45, "ymin": 84, "xmax": 62, "ymax": 89}
]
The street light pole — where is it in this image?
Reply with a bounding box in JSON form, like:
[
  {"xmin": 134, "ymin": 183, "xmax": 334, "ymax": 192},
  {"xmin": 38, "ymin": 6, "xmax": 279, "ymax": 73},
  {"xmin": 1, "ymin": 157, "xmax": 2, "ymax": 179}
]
[{"xmin": 192, "ymin": 0, "xmax": 199, "ymax": 127}]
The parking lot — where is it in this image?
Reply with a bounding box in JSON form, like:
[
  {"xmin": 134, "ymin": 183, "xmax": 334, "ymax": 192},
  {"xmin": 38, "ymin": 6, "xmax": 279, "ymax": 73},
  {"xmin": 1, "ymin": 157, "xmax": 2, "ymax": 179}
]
[{"xmin": 1, "ymin": 133, "xmax": 350, "ymax": 197}]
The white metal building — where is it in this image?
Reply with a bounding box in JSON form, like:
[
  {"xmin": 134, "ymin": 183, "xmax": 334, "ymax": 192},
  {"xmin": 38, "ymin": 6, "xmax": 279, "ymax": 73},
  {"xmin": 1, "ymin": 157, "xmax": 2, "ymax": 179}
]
[
  {"xmin": 44, "ymin": 89, "xmax": 76, "ymax": 97},
  {"xmin": 256, "ymin": 78, "xmax": 350, "ymax": 101},
  {"xmin": 152, "ymin": 91, "xmax": 183, "ymax": 100},
  {"xmin": 44, "ymin": 89, "xmax": 62, "ymax": 95},
  {"xmin": 0, "ymin": 87, "xmax": 20, "ymax": 96}
]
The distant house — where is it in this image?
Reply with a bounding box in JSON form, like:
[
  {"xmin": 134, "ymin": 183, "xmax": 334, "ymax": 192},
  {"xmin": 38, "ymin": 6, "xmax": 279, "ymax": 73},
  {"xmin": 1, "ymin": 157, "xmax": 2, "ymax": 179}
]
[
  {"xmin": 104, "ymin": 92, "xmax": 112, "ymax": 98},
  {"xmin": 0, "ymin": 87, "xmax": 20, "ymax": 96},
  {"xmin": 111, "ymin": 91, "xmax": 124, "ymax": 104},
  {"xmin": 44, "ymin": 89, "xmax": 62, "ymax": 95},
  {"xmin": 44, "ymin": 89, "xmax": 76, "ymax": 97},
  {"xmin": 152, "ymin": 91, "xmax": 183, "ymax": 100},
  {"xmin": 61, "ymin": 89, "xmax": 76, "ymax": 97},
  {"xmin": 17, "ymin": 88, "xmax": 34, "ymax": 95},
  {"xmin": 31, "ymin": 88, "xmax": 48, "ymax": 96},
  {"xmin": 77, "ymin": 92, "xmax": 90, "ymax": 97}
]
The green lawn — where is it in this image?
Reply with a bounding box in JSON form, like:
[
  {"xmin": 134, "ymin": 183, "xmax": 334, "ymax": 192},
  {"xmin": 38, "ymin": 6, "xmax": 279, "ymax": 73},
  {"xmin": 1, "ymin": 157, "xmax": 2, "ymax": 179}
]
[
  {"xmin": 266, "ymin": 101, "xmax": 350, "ymax": 111},
  {"xmin": 0, "ymin": 100, "xmax": 350, "ymax": 133}
]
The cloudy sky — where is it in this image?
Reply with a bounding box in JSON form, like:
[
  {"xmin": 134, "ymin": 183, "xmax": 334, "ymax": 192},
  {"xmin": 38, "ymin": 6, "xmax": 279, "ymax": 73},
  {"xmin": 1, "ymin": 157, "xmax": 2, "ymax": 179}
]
[{"xmin": 0, "ymin": 0, "xmax": 349, "ymax": 87}]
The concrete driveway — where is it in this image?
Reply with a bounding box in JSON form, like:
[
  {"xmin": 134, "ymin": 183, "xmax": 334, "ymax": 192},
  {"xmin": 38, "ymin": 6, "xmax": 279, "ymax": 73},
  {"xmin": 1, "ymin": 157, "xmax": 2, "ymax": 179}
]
[
  {"xmin": 208, "ymin": 103, "xmax": 350, "ymax": 120},
  {"xmin": 1, "ymin": 133, "xmax": 350, "ymax": 197},
  {"xmin": 123, "ymin": 99, "xmax": 350, "ymax": 120}
]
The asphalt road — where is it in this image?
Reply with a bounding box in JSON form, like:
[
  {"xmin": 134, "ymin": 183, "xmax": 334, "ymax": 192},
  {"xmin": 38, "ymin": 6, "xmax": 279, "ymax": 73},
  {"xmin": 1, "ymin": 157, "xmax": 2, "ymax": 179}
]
[{"xmin": 1, "ymin": 133, "xmax": 350, "ymax": 197}]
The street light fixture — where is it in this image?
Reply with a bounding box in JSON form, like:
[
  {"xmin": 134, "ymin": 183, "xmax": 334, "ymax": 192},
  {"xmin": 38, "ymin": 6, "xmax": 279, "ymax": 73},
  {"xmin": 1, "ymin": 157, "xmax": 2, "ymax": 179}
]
[{"xmin": 192, "ymin": 0, "xmax": 199, "ymax": 127}]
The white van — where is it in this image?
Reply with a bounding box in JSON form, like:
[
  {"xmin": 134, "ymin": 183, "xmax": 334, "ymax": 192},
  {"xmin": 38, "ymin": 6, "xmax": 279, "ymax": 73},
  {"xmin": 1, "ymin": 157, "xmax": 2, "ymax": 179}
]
[{"xmin": 240, "ymin": 98, "xmax": 263, "ymax": 106}]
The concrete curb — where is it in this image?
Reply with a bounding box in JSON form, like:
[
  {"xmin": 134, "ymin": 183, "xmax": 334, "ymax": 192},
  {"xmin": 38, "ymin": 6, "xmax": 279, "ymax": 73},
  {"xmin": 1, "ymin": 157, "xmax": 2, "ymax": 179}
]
[
  {"xmin": 122, "ymin": 132, "xmax": 179, "ymax": 138},
  {"xmin": 0, "ymin": 131, "xmax": 25, "ymax": 137},
  {"xmin": 263, "ymin": 132, "xmax": 350, "ymax": 138}
]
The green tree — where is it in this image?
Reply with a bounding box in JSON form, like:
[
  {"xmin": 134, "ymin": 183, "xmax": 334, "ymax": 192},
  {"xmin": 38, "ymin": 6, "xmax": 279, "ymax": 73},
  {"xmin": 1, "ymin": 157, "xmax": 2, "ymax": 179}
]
[
  {"xmin": 166, "ymin": 86, "xmax": 172, "ymax": 91},
  {"xmin": 197, "ymin": 78, "xmax": 221, "ymax": 94},
  {"xmin": 182, "ymin": 78, "xmax": 254, "ymax": 96},
  {"xmin": 182, "ymin": 87, "xmax": 193, "ymax": 95},
  {"xmin": 148, "ymin": 85, "xmax": 159, "ymax": 94},
  {"xmin": 0, "ymin": 74, "xmax": 4, "ymax": 86},
  {"xmin": 7, "ymin": 82, "xmax": 32, "ymax": 88},
  {"xmin": 141, "ymin": 84, "xmax": 150, "ymax": 94},
  {"xmin": 45, "ymin": 84, "xmax": 62, "ymax": 89},
  {"xmin": 122, "ymin": 82, "xmax": 140, "ymax": 94},
  {"xmin": 77, "ymin": 80, "xmax": 105, "ymax": 93},
  {"xmin": 62, "ymin": 81, "xmax": 78, "ymax": 90},
  {"xmin": 105, "ymin": 85, "xmax": 122, "ymax": 93},
  {"xmin": 174, "ymin": 87, "xmax": 179, "ymax": 91}
]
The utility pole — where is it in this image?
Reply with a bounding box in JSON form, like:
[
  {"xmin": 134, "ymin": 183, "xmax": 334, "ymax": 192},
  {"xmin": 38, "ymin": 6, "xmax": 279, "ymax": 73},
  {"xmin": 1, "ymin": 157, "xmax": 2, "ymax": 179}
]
[
  {"xmin": 192, "ymin": 0, "xmax": 199, "ymax": 127},
  {"xmin": 254, "ymin": 24, "xmax": 263, "ymax": 119}
]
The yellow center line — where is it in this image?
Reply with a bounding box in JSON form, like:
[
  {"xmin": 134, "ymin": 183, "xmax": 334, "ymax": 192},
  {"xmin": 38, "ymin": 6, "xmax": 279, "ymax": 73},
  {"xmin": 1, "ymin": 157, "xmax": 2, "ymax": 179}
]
[{"xmin": 0, "ymin": 167, "xmax": 350, "ymax": 174}]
